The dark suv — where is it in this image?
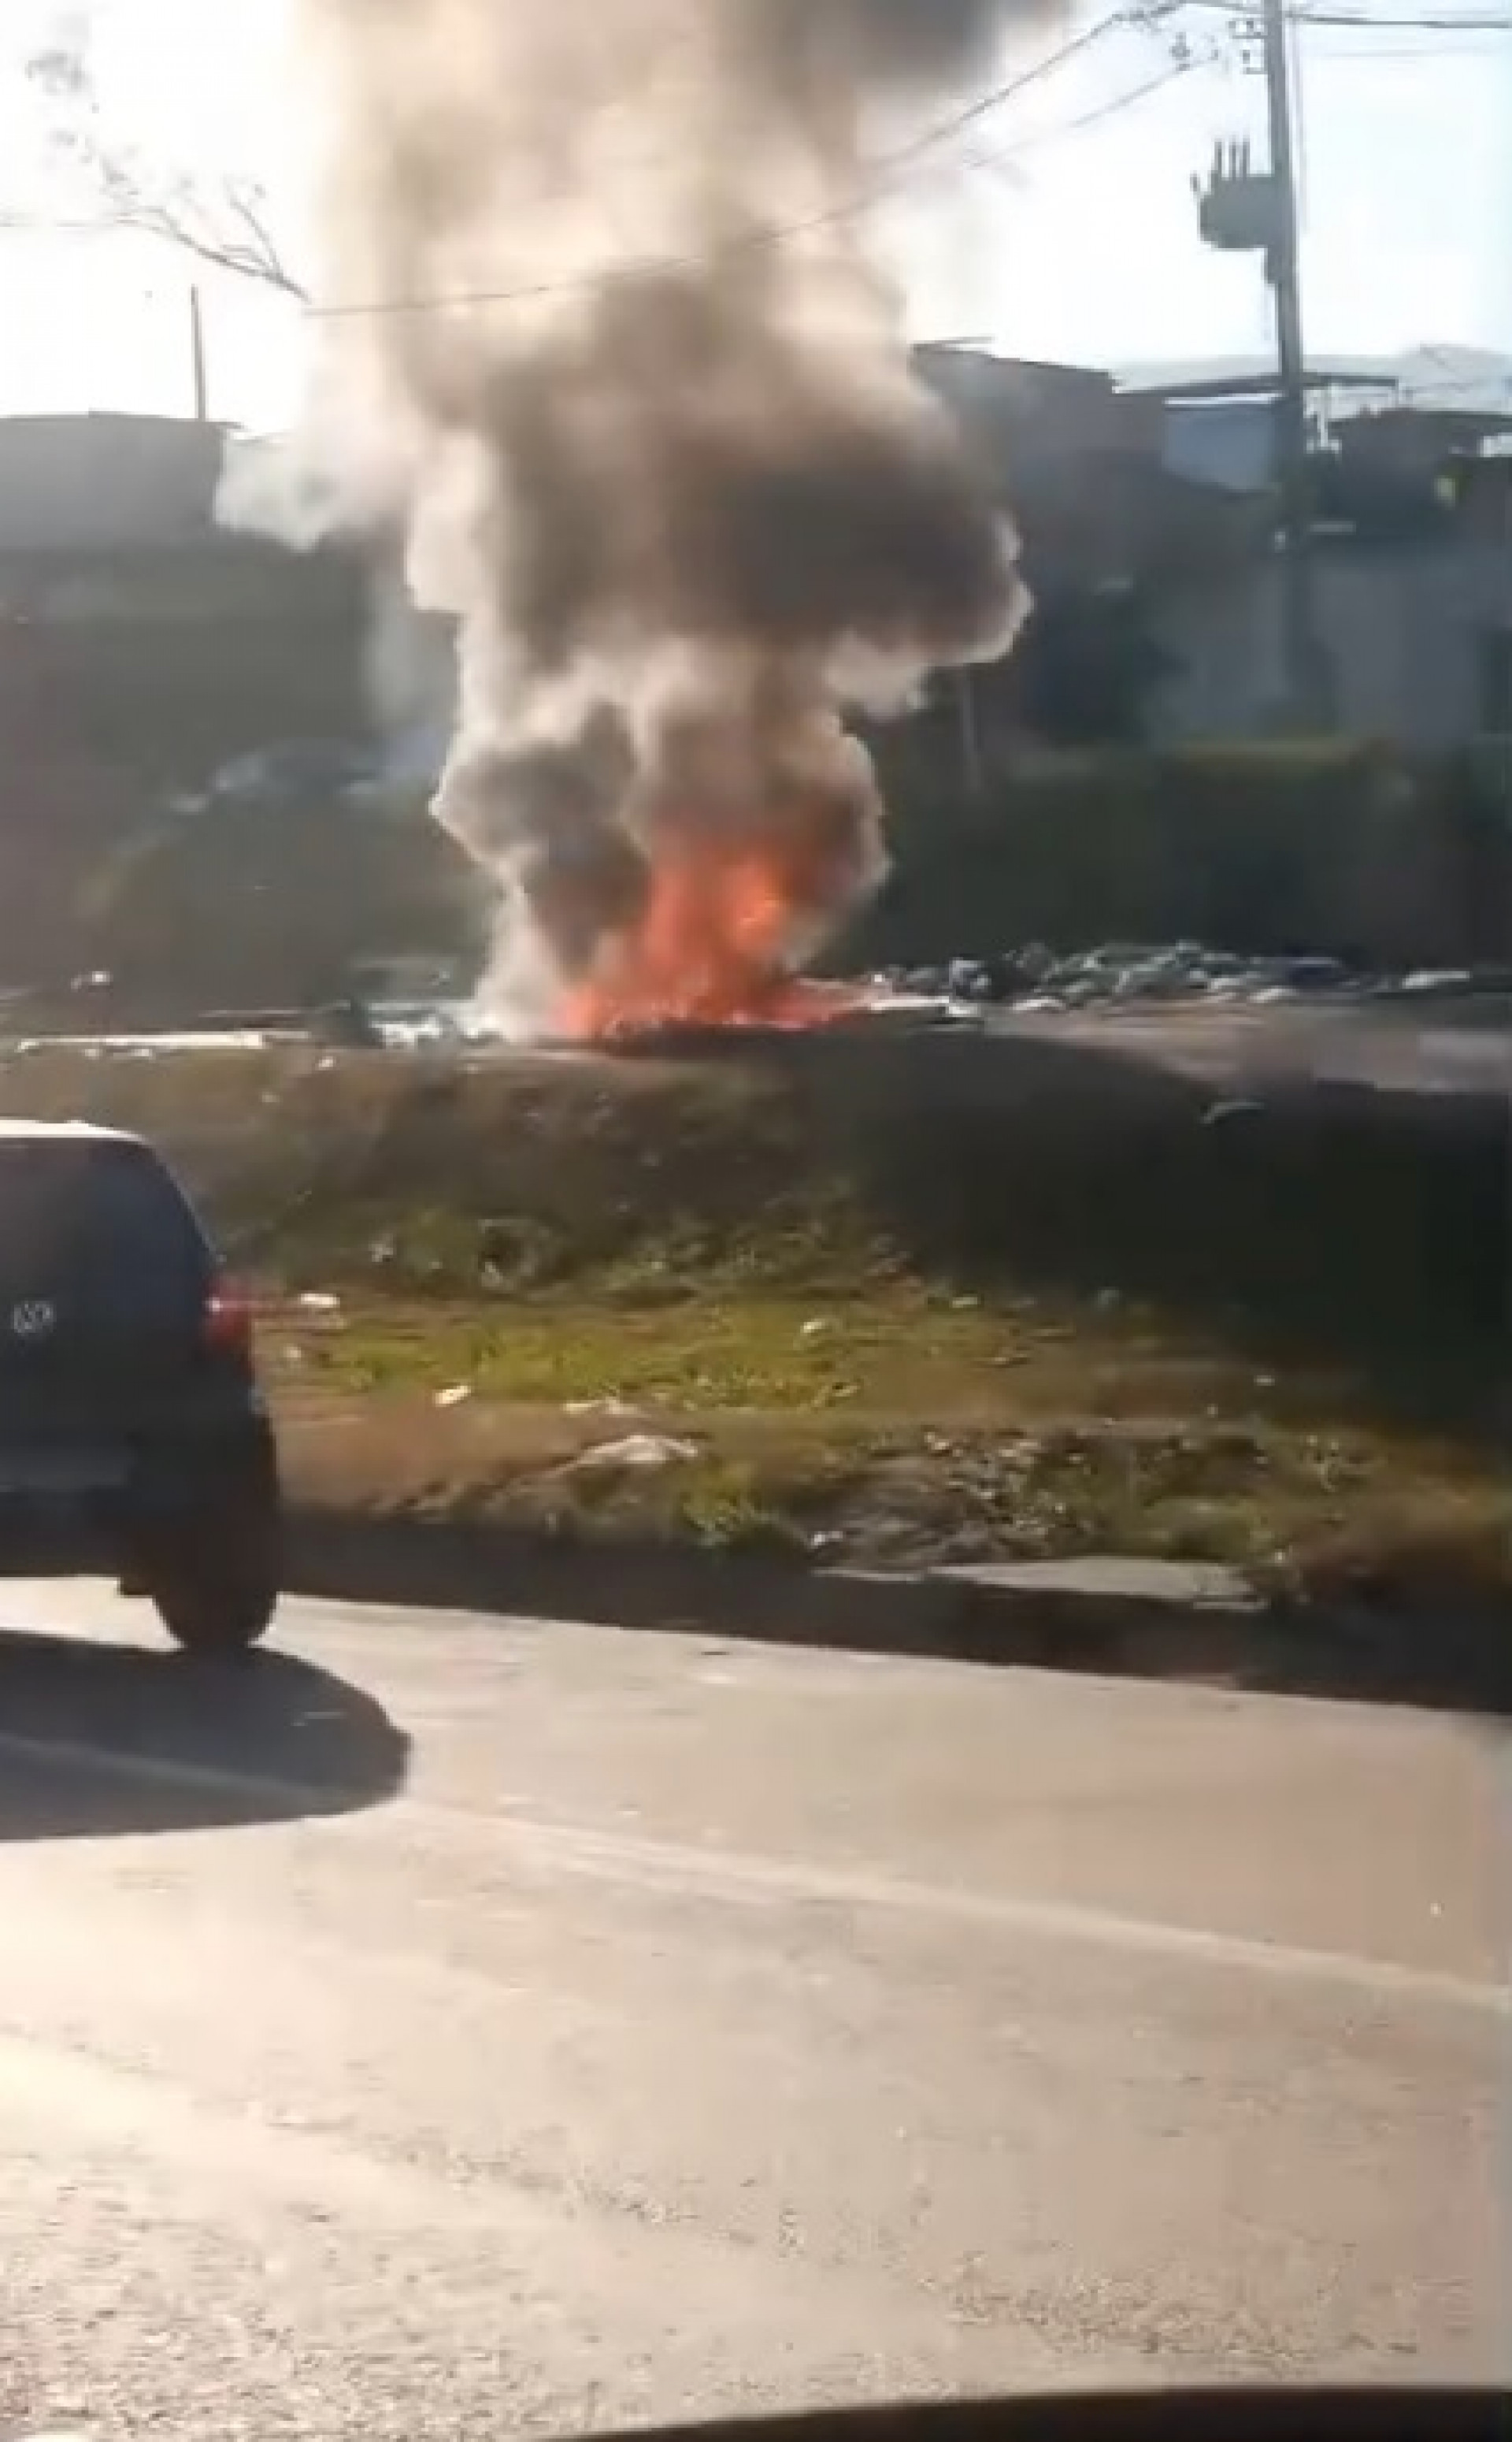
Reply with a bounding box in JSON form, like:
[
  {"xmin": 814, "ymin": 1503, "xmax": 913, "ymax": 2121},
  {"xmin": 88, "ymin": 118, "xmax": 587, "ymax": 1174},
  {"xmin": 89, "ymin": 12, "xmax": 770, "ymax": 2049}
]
[{"xmin": 0, "ymin": 1119, "xmax": 280, "ymax": 1652}]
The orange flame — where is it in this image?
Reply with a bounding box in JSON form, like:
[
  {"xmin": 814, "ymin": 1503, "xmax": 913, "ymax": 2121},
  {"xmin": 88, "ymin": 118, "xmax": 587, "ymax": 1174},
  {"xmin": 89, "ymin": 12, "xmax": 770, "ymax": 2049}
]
[{"xmin": 559, "ymin": 837, "xmax": 862, "ymax": 1039}]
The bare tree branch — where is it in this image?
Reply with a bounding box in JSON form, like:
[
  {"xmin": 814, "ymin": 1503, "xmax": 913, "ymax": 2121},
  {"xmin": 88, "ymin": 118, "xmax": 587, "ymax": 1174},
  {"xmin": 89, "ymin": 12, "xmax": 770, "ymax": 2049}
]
[
  {"xmin": 19, "ymin": 19, "xmax": 308, "ymax": 300},
  {"xmin": 224, "ymin": 181, "xmax": 303, "ymax": 298}
]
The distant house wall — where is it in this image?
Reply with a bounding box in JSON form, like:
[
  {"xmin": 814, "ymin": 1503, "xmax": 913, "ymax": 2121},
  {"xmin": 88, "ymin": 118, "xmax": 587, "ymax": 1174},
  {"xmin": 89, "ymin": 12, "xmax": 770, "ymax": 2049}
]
[
  {"xmin": 0, "ymin": 413, "xmax": 227, "ymax": 551},
  {"xmin": 0, "ymin": 412, "xmax": 369, "ymax": 768},
  {"xmin": 0, "ymin": 535, "xmax": 361, "ymax": 627},
  {"xmin": 1154, "ymin": 536, "xmax": 1512, "ymax": 744},
  {"xmin": 0, "ymin": 412, "xmax": 378, "ymax": 982}
]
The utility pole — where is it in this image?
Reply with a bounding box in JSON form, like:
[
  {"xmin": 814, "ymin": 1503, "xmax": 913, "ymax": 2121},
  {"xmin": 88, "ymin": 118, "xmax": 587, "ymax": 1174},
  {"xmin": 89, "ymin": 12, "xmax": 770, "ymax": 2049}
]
[
  {"xmin": 1194, "ymin": 5, "xmax": 1331, "ymax": 729},
  {"xmin": 188, "ymin": 282, "xmax": 209, "ymax": 422},
  {"xmin": 1258, "ymin": 0, "xmax": 1326, "ymax": 729}
]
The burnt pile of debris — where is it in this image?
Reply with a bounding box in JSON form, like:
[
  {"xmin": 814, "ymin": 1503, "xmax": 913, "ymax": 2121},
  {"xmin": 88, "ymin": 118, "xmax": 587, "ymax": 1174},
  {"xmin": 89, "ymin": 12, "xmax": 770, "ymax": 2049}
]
[{"xmin": 869, "ymin": 944, "xmax": 1512, "ymax": 1015}]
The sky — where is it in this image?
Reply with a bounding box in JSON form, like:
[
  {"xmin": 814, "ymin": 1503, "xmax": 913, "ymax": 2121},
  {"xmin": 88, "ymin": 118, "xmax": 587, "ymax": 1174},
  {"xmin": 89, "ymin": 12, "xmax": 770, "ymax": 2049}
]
[{"xmin": 0, "ymin": 0, "xmax": 1506, "ymax": 430}]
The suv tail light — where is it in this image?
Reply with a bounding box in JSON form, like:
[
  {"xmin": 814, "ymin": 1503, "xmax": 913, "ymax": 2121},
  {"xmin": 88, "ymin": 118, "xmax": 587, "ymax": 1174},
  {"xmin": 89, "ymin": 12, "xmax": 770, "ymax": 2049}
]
[{"xmin": 203, "ymin": 1281, "xmax": 254, "ymax": 1360}]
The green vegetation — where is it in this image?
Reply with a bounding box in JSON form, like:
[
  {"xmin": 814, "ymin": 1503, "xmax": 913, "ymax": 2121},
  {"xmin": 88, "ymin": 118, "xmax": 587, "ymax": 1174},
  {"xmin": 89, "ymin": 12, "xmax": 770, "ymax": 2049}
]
[
  {"xmin": 266, "ymin": 1283, "xmax": 1509, "ymax": 1596},
  {"xmin": 76, "ymin": 795, "xmax": 475, "ymax": 1011},
  {"xmin": 2, "ymin": 1039, "xmax": 1500, "ymax": 1609},
  {"xmin": 841, "ymin": 739, "xmax": 1510, "ymax": 974},
  {"xmin": 35, "ymin": 740, "xmax": 1509, "ymax": 1015}
]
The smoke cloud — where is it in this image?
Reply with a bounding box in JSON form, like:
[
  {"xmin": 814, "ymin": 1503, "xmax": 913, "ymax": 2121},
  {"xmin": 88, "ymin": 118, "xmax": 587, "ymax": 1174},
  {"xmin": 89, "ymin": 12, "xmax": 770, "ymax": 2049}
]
[{"xmin": 290, "ymin": 0, "xmax": 1051, "ymax": 1031}]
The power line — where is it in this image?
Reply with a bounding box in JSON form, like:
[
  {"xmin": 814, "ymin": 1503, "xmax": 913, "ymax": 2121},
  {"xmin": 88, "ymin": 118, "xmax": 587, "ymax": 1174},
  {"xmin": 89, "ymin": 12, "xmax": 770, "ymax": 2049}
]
[
  {"xmin": 1179, "ymin": 0, "xmax": 1508, "ymax": 26},
  {"xmin": 1292, "ymin": 9, "xmax": 1509, "ymax": 24},
  {"xmin": 1308, "ymin": 31, "xmax": 1510, "ymax": 44},
  {"xmin": 991, "ymin": 54, "xmax": 1205, "ymax": 155},
  {"xmin": 846, "ymin": 25, "xmax": 1209, "ymax": 187},
  {"xmin": 12, "ymin": 47, "xmax": 1203, "ymax": 301},
  {"xmin": 5, "ymin": 7, "xmax": 1187, "ymax": 319},
  {"xmin": 302, "ymin": 13, "xmax": 1142, "ymax": 323},
  {"xmin": 14, "ymin": 9, "xmax": 1128, "ymax": 274},
  {"xmin": 873, "ymin": 6, "xmax": 1131, "ymax": 167}
]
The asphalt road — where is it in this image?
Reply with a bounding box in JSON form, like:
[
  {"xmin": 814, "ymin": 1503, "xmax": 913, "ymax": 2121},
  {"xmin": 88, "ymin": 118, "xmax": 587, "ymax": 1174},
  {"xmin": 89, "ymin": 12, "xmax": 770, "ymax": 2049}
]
[
  {"xmin": 994, "ymin": 999, "xmax": 1512, "ymax": 1098},
  {"xmin": 0, "ymin": 1587, "xmax": 1505, "ymax": 2442}
]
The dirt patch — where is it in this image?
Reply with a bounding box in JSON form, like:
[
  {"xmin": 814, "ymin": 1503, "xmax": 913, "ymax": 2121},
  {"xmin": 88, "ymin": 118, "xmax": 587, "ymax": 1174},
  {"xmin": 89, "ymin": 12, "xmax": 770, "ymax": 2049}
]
[
  {"xmin": 264, "ymin": 1288, "xmax": 1512, "ymax": 1609},
  {"xmin": 1, "ymin": 1026, "xmax": 1501, "ymax": 1373},
  {"xmin": 0, "ymin": 1033, "xmax": 1503, "ymax": 1612}
]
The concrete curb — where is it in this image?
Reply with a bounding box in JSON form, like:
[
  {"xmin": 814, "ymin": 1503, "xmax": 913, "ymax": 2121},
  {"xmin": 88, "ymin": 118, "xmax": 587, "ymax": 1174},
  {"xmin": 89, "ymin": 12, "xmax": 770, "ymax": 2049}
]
[{"xmin": 283, "ymin": 1512, "xmax": 1512, "ymax": 1715}]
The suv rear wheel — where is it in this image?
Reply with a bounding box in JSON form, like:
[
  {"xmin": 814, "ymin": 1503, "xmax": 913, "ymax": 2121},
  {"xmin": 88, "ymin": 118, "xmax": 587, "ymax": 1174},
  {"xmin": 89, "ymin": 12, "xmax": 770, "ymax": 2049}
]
[
  {"xmin": 152, "ymin": 1568, "xmax": 278, "ymax": 1657},
  {"xmin": 146, "ymin": 1486, "xmax": 280, "ymax": 1656}
]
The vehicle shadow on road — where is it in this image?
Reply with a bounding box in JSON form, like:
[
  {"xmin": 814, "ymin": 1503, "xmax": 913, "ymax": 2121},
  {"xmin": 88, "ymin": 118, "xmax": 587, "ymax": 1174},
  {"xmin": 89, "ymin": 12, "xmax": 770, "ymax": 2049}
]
[{"xmin": 0, "ymin": 1629, "xmax": 410, "ymax": 1841}]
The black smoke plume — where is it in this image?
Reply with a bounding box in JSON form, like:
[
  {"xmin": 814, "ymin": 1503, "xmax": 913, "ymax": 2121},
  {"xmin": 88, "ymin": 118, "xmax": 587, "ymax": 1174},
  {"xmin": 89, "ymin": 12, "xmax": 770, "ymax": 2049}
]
[{"xmin": 291, "ymin": 0, "xmax": 1054, "ymax": 1026}]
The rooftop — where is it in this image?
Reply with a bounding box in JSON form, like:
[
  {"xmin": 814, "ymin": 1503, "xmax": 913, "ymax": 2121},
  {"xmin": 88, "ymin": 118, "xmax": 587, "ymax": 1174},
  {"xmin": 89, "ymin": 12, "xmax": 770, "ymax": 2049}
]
[{"xmin": 1117, "ymin": 346, "xmax": 1512, "ymax": 414}]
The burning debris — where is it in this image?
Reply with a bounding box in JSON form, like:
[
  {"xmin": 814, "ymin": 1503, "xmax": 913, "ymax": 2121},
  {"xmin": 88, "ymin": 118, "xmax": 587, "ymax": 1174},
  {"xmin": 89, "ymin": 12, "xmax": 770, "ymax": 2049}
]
[{"xmin": 287, "ymin": 0, "xmax": 1050, "ymax": 1037}]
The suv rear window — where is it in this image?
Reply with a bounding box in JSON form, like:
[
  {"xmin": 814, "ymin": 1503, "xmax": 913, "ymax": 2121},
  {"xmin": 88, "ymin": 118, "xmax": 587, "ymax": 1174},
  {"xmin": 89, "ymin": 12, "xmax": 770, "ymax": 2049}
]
[{"xmin": 0, "ymin": 1140, "xmax": 211, "ymax": 1321}]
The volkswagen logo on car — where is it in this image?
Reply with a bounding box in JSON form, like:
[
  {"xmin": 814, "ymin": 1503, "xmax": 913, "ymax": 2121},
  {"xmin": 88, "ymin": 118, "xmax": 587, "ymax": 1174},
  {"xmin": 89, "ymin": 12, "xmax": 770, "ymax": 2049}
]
[{"xmin": 10, "ymin": 1300, "xmax": 57, "ymax": 1341}]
